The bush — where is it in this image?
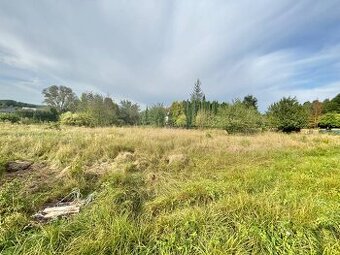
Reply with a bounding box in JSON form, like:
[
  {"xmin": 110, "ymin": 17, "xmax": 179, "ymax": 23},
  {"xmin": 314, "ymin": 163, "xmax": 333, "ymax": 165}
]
[
  {"xmin": 0, "ymin": 113, "xmax": 20, "ymax": 123},
  {"xmin": 319, "ymin": 113, "xmax": 340, "ymax": 128},
  {"xmin": 60, "ymin": 112, "xmax": 95, "ymax": 127},
  {"xmin": 214, "ymin": 101, "xmax": 263, "ymax": 133},
  {"xmin": 195, "ymin": 110, "xmax": 213, "ymax": 129},
  {"xmin": 267, "ymin": 97, "xmax": 308, "ymax": 132},
  {"xmin": 175, "ymin": 114, "xmax": 187, "ymax": 128},
  {"xmin": 17, "ymin": 109, "xmax": 59, "ymax": 122}
]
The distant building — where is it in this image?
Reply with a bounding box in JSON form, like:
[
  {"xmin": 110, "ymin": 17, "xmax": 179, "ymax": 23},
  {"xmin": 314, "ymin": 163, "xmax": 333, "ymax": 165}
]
[{"xmin": 22, "ymin": 107, "xmax": 37, "ymax": 112}]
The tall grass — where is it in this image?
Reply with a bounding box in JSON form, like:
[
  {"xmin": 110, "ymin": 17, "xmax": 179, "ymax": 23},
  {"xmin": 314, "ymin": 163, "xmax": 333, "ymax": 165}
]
[{"xmin": 0, "ymin": 123, "xmax": 339, "ymax": 254}]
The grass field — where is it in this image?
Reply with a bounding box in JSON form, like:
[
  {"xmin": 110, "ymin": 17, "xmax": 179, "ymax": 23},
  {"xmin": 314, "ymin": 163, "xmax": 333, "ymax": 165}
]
[{"xmin": 0, "ymin": 123, "xmax": 339, "ymax": 254}]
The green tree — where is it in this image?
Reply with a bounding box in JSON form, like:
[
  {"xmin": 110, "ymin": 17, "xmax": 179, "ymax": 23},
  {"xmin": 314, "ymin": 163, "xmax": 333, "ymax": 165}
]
[
  {"xmin": 42, "ymin": 85, "xmax": 78, "ymax": 113},
  {"xmin": 119, "ymin": 100, "xmax": 140, "ymax": 125},
  {"xmin": 140, "ymin": 107, "xmax": 150, "ymax": 125},
  {"xmin": 148, "ymin": 104, "xmax": 167, "ymax": 127},
  {"xmin": 267, "ymin": 97, "xmax": 308, "ymax": 132},
  {"xmin": 169, "ymin": 101, "xmax": 186, "ymax": 127},
  {"xmin": 190, "ymin": 79, "xmax": 205, "ymax": 102},
  {"xmin": 214, "ymin": 100, "xmax": 263, "ymax": 133},
  {"xmin": 323, "ymin": 94, "xmax": 340, "ymax": 113},
  {"xmin": 176, "ymin": 114, "xmax": 187, "ymax": 127},
  {"xmin": 77, "ymin": 92, "xmax": 119, "ymax": 126},
  {"xmin": 242, "ymin": 95, "xmax": 258, "ymax": 110},
  {"xmin": 189, "ymin": 79, "xmax": 205, "ymax": 125},
  {"xmin": 305, "ymin": 100, "xmax": 323, "ymax": 128},
  {"xmin": 319, "ymin": 113, "xmax": 340, "ymax": 128}
]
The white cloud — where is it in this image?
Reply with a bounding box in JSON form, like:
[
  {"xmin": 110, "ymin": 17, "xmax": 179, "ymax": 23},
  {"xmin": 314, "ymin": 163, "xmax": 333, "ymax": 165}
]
[{"xmin": 0, "ymin": 0, "xmax": 339, "ymax": 110}]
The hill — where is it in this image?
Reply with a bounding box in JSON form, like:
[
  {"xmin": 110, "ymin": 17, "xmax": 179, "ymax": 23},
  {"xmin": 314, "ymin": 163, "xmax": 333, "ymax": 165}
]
[{"xmin": 0, "ymin": 100, "xmax": 42, "ymax": 108}]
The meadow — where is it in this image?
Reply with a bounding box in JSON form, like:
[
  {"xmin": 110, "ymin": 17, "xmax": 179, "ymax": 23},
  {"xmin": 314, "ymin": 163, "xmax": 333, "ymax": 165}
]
[{"xmin": 0, "ymin": 123, "xmax": 339, "ymax": 254}]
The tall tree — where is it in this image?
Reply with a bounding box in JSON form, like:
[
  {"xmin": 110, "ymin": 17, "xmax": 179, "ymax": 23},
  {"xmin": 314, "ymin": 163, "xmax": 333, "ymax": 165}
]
[
  {"xmin": 242, "ymin": 95, "xmax": 258, "ymax": 110},
  {"xmin": 323, "ymin": 94, "xmax": 340, "ymax": 113},
  {"xmin": 119, "ymin": 100, "xmax": 140, "ymax": 125},
  {"xmin": 42, "ymin": 85, "xmax": 78, "ymax": 113},
  {"xmin": 190, "ymin": 79, "xmax": 205, "ymax": 102},
  {"xmin": 77, "ymin": 92, "xmax": 119, "ymax": 126},
  {"xmin": 169, "ymin": 101, "xmax": 185, "ymax": 126},
  {"xmin": 148, "ymin": 104, "xmax": 167, "ymax": 127},
  {"xmin": 140, "ymin": 107, "xmax": 150, "ymax": 125},
  {"xmin": 308, "ymin": 100, "xmax": 323, "ymax": 128}
]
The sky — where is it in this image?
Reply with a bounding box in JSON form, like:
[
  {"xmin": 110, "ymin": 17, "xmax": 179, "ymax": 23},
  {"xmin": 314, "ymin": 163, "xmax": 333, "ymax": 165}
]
[{"xmin": 0, "ymin": 0, "xmax": 340, "ymax": 111}]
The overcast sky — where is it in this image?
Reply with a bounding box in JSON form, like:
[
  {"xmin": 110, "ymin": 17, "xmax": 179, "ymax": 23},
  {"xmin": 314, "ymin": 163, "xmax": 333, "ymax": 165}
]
[{"xmin": 0, "ymin": 1, "xmax": 340, "ymax": 111}]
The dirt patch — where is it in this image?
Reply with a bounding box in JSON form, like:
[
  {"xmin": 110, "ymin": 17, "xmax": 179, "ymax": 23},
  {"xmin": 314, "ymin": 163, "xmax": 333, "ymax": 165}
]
[
  {"xmin": 5, "ymin": 160, "xmax": 33, "ymax": 173},
  {"xmin": 0, "ymin": 161, "xmax": 55, "ymax": 189}
]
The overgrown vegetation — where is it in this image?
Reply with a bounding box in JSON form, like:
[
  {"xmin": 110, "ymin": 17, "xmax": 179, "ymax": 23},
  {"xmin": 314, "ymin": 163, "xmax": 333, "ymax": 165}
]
[
  {"xmin": 1, "ymin": 81, "xmax": 340, "ymax": 132},
  {"xmin": 0, "ymin": 123, "xmax": 339, "ymax": 254}
]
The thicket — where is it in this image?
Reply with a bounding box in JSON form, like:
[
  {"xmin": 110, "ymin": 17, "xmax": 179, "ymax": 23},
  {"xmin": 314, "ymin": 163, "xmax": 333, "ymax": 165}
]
[
  {"xmin": 2, "ymin": 82, "xmax": 339, "ymax": 131},
  {"xmin": 0, "ymin": 109, "xmax": 58, "ymax": 124},
  {"xmin": 60, "ymin": 112, "xmax": 96, "ymax": 127},
  {"xmin": 319, "ymin": 113, "xmax": 340, "ymax": 129},
  {"xmin": 0, "ymin": 113, "xmax": 20, "ymax": 123},
  {"xmin": 267, "ymin": 97, "xmax": 309, "ymax": 132}
]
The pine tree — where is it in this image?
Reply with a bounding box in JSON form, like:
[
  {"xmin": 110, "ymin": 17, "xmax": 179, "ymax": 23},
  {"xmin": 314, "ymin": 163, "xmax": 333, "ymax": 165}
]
[{"xmin": 190, "ymin": 79, "xmax": 205, "ymax": 102}]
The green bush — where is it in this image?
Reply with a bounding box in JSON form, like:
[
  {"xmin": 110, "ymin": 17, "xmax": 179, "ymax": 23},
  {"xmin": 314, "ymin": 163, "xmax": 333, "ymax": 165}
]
[
  {"xmin": 16, "ymin": 109, "xmax": 59, "ymax": 122},
  {"xmin": 175, "ymin": 114, "xmax": 187, "ymax": 127},
  {"xmin": 319, "ymin": 113, "xmax": 340, "ymax": 128},
  {"xmin": 195, "ymin": 110, "xmax": 213, "ymax": 129},
  {"xmin": 0, "ymin": 113, "xmax": 20, "ymax": 123},
  {"xmin": 214, "ymin": 101, "xmax": 263, "ymax": 133},
  {"xmin": 60, "ymin": 112, "xmax": 95, "ymax": 127},
  {"xmin": 267, "ymin": 97, "xmax": 308, "ymax": 132}
]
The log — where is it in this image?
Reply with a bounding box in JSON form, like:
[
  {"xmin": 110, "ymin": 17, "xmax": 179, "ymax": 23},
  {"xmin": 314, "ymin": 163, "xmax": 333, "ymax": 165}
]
[{"xmin": 33, "ymin": 204, "xmax": 80, "ymax": 220}]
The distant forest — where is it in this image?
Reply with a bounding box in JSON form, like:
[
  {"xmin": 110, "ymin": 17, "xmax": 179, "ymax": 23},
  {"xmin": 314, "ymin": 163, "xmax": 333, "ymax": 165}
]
[
  {"xmin": 1, "ymin": 80, "xmax": 339, "ymax": 132},
  {"xmin": 0, "ymin": 100, "xmax": 42, "ymax": 108}
]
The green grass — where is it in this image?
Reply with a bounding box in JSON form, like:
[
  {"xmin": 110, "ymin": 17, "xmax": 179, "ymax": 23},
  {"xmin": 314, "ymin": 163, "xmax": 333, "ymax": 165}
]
[{"xmin": 0, "ymin": 123, "xmax": 339, "ymax": 254}]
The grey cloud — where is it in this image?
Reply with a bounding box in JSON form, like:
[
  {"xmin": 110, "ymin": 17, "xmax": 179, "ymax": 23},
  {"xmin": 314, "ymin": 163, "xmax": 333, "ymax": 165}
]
[{"xmin": 0, "ymin": 0, "xmax": 339, "ymax": 110}]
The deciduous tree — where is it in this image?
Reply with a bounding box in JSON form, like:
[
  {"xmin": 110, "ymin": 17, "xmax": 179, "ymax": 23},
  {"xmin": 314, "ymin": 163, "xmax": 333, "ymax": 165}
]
[{"xmin": 42, "ymin": 85, "xmax": 78, "ymax": 113}]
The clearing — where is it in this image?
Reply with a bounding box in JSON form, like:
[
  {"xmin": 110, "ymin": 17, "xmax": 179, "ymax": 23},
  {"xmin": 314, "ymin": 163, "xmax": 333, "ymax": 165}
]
[{"xmin": 0, "ymin": 123, "xmax": 339, "ymax": 254}]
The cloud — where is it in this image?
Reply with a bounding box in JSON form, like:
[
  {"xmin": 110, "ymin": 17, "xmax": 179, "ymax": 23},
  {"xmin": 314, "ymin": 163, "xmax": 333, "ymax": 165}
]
[{"xmin": 0, "ymin": 0, "xmax": 339, "ymax": 110}]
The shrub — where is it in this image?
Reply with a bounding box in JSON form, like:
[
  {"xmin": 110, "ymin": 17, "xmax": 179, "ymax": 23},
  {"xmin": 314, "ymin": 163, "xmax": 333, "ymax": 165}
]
[
  {"xmin": 195, "ymin": 110, "xmax": 213, "ymax": 129},
  {"xmin": 60, "ymin": 112, "xmax": 95, "ymax": 127},
  {"xmin": 214, "ymin": 101, "xmax": 263, "ymax": 133},
  {"xmin": 175, "ymin": 114, "xmax": 187, "ymax": 127},
  {"xmin": 267, "ymin": 97, "xmax": 308, "ymax": 132},
  {"xmin": 16, "ymin": 109, "xmax": 59, "ymax": 122},
  {"xmin": 319, "ymin": 113, "xmax": 340, "ymax": 128},
  {"xmin": 0, "ymin": 113, "xmax": 20, "ymax": 123}
]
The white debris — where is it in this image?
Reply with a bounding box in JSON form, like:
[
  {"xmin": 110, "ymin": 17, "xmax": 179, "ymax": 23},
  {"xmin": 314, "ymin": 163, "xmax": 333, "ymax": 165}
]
[
  {"xmin": 33, "ymin": 203, "xmax": 81, "ymax": 220},
  {"xmin": 32, "ymin": 189, "xmax": 95, "ymax": 221}
]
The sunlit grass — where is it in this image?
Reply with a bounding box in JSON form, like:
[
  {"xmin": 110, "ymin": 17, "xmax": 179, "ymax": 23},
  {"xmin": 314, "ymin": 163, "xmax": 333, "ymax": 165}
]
[{"xmin": 0, "ymin": 123, "xmax": 339, "ymax": 254}]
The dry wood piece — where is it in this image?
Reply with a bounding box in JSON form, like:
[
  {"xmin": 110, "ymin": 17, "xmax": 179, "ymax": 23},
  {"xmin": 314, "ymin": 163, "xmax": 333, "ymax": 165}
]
[
  {"xmin": 32, "ymin": 191, "xmax": 95, "ymax": 221},
  {"xmin": 33, "ymin": 202, "xmax": 81, "ymax": 220}
]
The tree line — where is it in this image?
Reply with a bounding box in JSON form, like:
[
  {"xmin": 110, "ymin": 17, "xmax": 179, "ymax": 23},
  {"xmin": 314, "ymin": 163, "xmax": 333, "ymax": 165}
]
[{"xmin": 1, "ymin": 80, "xmax": 339, "ymax": 132}]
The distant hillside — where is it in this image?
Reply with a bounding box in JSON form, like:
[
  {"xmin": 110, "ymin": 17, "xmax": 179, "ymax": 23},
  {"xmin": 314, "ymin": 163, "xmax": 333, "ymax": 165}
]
[{"xmin": 0, "ymin": 100, "xmax": 42, "ymax": 108}]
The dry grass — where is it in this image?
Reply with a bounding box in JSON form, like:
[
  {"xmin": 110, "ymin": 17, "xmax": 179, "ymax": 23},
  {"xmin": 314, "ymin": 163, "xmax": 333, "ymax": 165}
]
[{"xmin": 0, "ymin": 123, "xmax": 339, "ymax": 254}]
